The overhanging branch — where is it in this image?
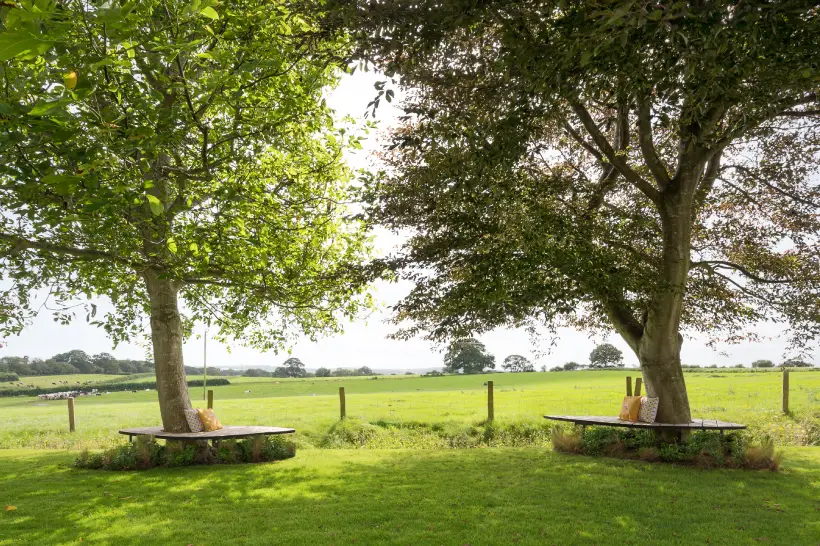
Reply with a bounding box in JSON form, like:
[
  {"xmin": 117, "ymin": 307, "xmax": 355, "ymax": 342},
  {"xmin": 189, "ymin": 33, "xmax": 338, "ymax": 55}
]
[{"xmin": 0, "ymin": 232, "xmax": 141, "ymax": 269}]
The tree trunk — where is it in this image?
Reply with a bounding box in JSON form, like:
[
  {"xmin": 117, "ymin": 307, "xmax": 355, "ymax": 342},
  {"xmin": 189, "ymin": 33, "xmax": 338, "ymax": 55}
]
[
  {"xmin": 637, "ymin": 331, "xmax": 691, "ymax": 424},
  {"xmin": 638, "ymin": 189, "xmax": 694, "ymax": 427},
  {"xmin": 144, "ymin": 270, "xmax": 192, "ymax": 432}
]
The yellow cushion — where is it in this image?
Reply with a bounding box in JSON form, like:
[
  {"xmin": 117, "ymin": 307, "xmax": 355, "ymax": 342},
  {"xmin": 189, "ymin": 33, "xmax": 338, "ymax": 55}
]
[
  {"xmin": 618, "ymin": 396, "xmax": 642, "ymax": 422},
  {"xmin": 196, "ymin": 408, "xmax": 223, "ymax": 431}
]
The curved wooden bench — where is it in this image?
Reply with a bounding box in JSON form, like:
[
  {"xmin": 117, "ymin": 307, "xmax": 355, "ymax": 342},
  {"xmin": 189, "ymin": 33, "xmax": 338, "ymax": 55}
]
[
  {"xmin": 544, "ymin": 415, "xmax": 745, "ymax": 431},
  {"xmin": 119, "ymin": 425, "xmax": 295, "ymax": 443}
]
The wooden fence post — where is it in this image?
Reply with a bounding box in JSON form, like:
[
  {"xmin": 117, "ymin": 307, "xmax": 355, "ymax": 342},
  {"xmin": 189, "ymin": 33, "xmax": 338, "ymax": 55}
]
[
  {"xmin": 634, "ymin": 378, "xmax": 642, "ymax": 397},
  {"xmin": 207, "ymin": 389, "xmax": 214, "ymax": 410},
  {"xmin": 626, "ymin": 376, "xmax": 632, "ymax": 396},
  {"xmin": 487, "ymin": 380, "xmax": 494, "ymax": 422},
  {"xmin": 782, "ymin": 369, "xmax": 789, "ymax": 414},
  {"xmin": 339, "ymin": 386, "xmax": 346, "ymax": 419},
  {"xmin": 68, "ymin": 397, "xmax": 75, "ymax": 432}
]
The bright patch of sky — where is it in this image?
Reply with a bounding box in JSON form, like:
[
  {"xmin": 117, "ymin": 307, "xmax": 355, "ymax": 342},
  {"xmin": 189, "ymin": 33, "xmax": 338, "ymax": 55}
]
[{"xmin": 0, "ymin": 72, "xmax": 813, "ymax": 370}]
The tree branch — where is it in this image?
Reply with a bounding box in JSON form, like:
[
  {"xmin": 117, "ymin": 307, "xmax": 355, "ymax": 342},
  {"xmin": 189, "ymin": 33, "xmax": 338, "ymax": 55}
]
[
  {"xmin": 0, "ymin": 232, "xmax": 141, "ymax": 269},
  {"xmin": 692, "ymin": 146, "xmax": 724, "ymax": 213},
  {"xmin": 569, "ymin": 99, "xmax": 662, "ymax": 205},
  {"xmin": 691, "ymin": 260, "xmax": 799, "ymax": 284},
  {"xmin": 637, "ymin": 95, "xmax": 671, "ymax": 189},
  {"xmin": 587, "ymin": 102, "xmax": 629, "ymax": 211}
]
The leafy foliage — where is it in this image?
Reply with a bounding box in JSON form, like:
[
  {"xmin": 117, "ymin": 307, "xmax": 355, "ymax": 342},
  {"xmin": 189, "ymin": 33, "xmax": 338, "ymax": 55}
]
[
  {"xmin": 314, "ymin": 367, "xmax": 331, "ymax": 377},
  {"xmin": 780, "ymin": 358, "xmax": 813, "ymax": 368},
  {"xmin": 273, "ymin": 357, "xmax": 307, "ymax": 378},
  {"xmin": 321, "ymin": 0, "xmax": 820, "ymax": 422},
  {"xmin": 589, "ymin": 344, "xmax": 625, "ymax": 369},
  {"xmin": 752, "ymin": 360, "xmax": 775, "ymax": 369},
  {"xmin": 73, "ymin": 434, "xmax": 295, "ymax": 470},
  {"xmin": 443, "ymin": 338, "xmax": 495, "ymax": 374},
  {"xmin": 552, "ymin": 426, "xmax": 775, "ymax": 469},
  {"xmin": 502, "ymin": 354, "xmax": 534, "ymax": 372},
  {"xmin": 0, "ymin": 0, "xmax": 370, "ymax": 350}
]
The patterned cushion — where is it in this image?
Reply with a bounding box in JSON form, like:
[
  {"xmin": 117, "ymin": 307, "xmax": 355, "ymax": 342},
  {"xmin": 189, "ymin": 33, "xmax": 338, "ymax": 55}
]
[
  {"xmin": 618, "ymin": 396, "xmax": 642, "ymax": 421},
  {"xmin": 185, "ymin": 409, "xmax": 204, "ymax": 433},
  {"xmin": 638, "ymin": 397, "xmax": 660, "ymax": 423},
  {"xmin": 196, "ymin": 408, "xmax": 223, "ymax": 431}
]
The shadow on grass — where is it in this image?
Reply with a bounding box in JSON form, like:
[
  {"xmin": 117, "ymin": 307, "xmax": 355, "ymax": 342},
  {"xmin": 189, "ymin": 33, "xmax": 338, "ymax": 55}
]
[{"xmin": 0, "ymin": 447, "xmax": 818, "ymax": 545}]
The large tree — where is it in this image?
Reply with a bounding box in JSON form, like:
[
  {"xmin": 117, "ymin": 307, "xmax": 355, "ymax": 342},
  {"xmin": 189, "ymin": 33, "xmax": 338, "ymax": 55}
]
[
  {"xmin": 502, "ymin": 354, "xmax": 534, "ymax": 372},
  {"xmin": 323, "ymin": 0, "xmax": 820, "ymax": 423},
  {"xmin": 0, "ymin": 1, "xmax": 370, "ymax": 431},
  {"xmin": 443, "ymin": 338, "xmax": 496, "ymax": 374},
  {"xmin": 589, "ymin": 344, "xmax": 624, "ymax": 369}
]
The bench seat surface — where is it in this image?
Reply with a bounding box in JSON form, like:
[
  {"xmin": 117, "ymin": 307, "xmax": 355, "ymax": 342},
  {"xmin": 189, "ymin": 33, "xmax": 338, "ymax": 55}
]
[
  {"xmin": 544, "ymin": 415, "xmax": 745, "ymax": 430},
  {"xmin": 119, "ymin": 425, "xmax": 296, "ymax": 440}
]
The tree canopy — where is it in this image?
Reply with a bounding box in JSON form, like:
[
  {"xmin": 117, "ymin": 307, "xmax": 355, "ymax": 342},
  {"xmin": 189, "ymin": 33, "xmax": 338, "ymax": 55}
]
[
  {"xmin": 0, "ymin": 0, "xmax": 370, "ymax": 430},
  {"xmin": 322, "ymin": 0, "xmax": 820, "ymax": 422},
  {"xmin": 502, "ymin": 354, "xmax": 534, "ymax": 372},
  {"xmin": 273, "ymin": 357, "xmax": 307, "ymax": 378},
  {"xmin": 443, "ymin": 338, "xmax": 495, "ymax": 374},
  {"xmin": 589, "ymin": 344, "xmax": 625, "ymax": 368},
  {"xmin": 751, "ymin": 359, "xmax": 775, "ymax": 368}
]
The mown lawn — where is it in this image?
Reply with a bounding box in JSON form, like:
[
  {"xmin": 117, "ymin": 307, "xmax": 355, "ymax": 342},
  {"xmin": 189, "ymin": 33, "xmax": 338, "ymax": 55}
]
[
  {"xmin": 1, "ymin": 370, "xmax": 818, "ymax": 450},
  {"xmin": 0, "ymin": 447, "xmax": 818, "ymax": 545}
]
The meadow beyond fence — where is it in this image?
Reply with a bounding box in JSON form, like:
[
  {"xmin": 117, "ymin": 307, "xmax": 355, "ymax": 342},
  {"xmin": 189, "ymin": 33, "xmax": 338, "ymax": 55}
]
[{"xmin": 0, "ymin": 370, "xmax": 818, "ymax": 451}]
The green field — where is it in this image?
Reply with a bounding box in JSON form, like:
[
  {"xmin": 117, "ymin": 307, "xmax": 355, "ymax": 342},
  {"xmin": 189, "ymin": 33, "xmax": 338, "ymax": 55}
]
[
  {"xmin": 0, "ymin": 447, "xmax": 818, "ymax": 545},
  {"xmin": 1, "ymin": 374, "xmax": 150, "ymax": 390},
  {"xmin": 1, "ymin": 370, "xmax": 818, "ymax": 450}
]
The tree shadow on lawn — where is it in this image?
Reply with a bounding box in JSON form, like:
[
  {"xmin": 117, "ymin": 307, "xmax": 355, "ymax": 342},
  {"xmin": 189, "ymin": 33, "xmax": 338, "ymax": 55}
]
[{"xmin": 0, "ymin": 448, "xmax": 818, "ymax": 545}]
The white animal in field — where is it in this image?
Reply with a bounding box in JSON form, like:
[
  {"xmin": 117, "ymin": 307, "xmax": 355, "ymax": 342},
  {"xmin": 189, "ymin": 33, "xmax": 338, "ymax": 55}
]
[{"xmin": 244, "ymin": 390, "xmax": 251, "ymax": 393}]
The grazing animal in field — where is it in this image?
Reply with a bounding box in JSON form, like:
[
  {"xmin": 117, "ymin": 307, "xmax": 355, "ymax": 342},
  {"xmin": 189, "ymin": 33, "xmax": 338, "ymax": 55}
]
[{"xmin": 244, "ymin": 390, "xmax": 251, "ymax": 393}]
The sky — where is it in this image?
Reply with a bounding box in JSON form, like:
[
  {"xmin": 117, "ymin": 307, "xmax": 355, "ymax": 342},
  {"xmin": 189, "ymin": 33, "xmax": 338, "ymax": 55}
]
[{"xmin": 0, "ymin": 72, "xmax": 814, "ymax": 370}]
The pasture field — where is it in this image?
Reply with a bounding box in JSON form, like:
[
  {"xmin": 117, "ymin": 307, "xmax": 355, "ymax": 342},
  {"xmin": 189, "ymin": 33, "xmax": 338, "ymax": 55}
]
[
  {"xmin": 1, "ymin": 370, "xmax": 818, "ymax": 450},
  {"xmin": 0, "ymin": 447, "xmax": 818, "ymax": 545},
  {"xmin": 0, "ymin": 374, "xmax": 147, "ymax": 390}
]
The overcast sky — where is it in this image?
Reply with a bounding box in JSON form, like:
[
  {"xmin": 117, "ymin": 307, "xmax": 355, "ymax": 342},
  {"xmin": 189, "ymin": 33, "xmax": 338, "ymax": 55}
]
[{"xmin": 0, "ymin": 72, "xmax": 813, "ymax": 370}]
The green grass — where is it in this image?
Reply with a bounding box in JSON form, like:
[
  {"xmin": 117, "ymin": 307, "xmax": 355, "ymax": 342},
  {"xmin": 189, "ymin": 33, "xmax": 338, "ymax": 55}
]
[
  {"xmin": 0, "ymin": 374, "xmax": 148, "ymax": 390},
  {"xmin": 0, "ymin": 447, "xmax": 817, "ymax": 545},
  {"xmin": 1, "ymin": 370, "xmax": 818, "ymax": 450}
]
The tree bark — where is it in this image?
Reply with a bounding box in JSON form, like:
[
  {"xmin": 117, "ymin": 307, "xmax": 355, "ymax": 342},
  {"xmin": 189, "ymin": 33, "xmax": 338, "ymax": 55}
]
[{"xmin": 144, "ymin": 270, "xmax": 192, "ymax": 432}]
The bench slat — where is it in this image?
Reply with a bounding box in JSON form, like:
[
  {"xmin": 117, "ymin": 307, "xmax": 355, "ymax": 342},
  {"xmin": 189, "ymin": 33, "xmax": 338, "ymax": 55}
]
[
  {"xmin": 544, "ymin": 415, "xmax": 745, "ymax": 430},
  {"xmin": 119, "ymin": 425, "xmax": 295, "ymax": 440}
]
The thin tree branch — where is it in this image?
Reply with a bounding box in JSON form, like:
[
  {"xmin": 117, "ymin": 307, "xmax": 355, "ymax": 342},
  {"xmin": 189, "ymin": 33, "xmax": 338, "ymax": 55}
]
[
  {"xmin": 569, "ymin": 99, "xmax": 662, "ymax": 205},
  {"xmin": 691, "ymin": 260, "xmax": 800, "ymax": 284},
  {"xmin": 637, "ymin": 95, "xmax": 671, "ymax": 189},
  {"xmin": 0, "ymin": 232, "xmax": 142, "ymax": 269}
]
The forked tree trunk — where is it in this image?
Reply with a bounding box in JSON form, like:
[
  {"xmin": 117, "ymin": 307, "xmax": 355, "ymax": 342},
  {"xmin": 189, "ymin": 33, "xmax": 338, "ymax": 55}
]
[
  {"xmin": 144, "ymin": 270, "xmax": 192, "ymax": 432},
  {"xmin": 621, "ymin": 188, "xmax": 694, "ymax": 430},
  {"xmin": 641, "ymin": 189, "xmax": 694, "ymax": 425}
]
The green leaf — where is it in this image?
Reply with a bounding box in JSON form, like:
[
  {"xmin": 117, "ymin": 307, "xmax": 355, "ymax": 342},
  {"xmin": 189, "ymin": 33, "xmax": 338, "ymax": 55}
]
[
  {"xmin": 146, "ymin": 194, "xmax": 164, "ymax": 216},
  {"xmin": 28, "ymin": 100, "xmax": 67, "ymax": 117},
  {"xmin": 0, "ymin": 35, "xmax": 52, "ymax": 61},
  {"xmin": 200, "ymin": 7, "xmax": 219, "ymax": 19},
  {"xmin": 167, "ymin": 238, "xmax": 178, "ymax": 254}
]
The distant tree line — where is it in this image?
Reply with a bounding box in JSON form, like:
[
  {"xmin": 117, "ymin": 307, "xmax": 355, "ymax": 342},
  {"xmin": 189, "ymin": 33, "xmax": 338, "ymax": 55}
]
[
  {"xmin": 241, "ymin": 360, "xmax": 380, "ymax": 378},
  {"xmin": 183, "ymin": 366, "xmax": 244, "ymax": 377},
  {"xmin": 0, "ymin": 350, "xmax": 154, "ymax": 377}
]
